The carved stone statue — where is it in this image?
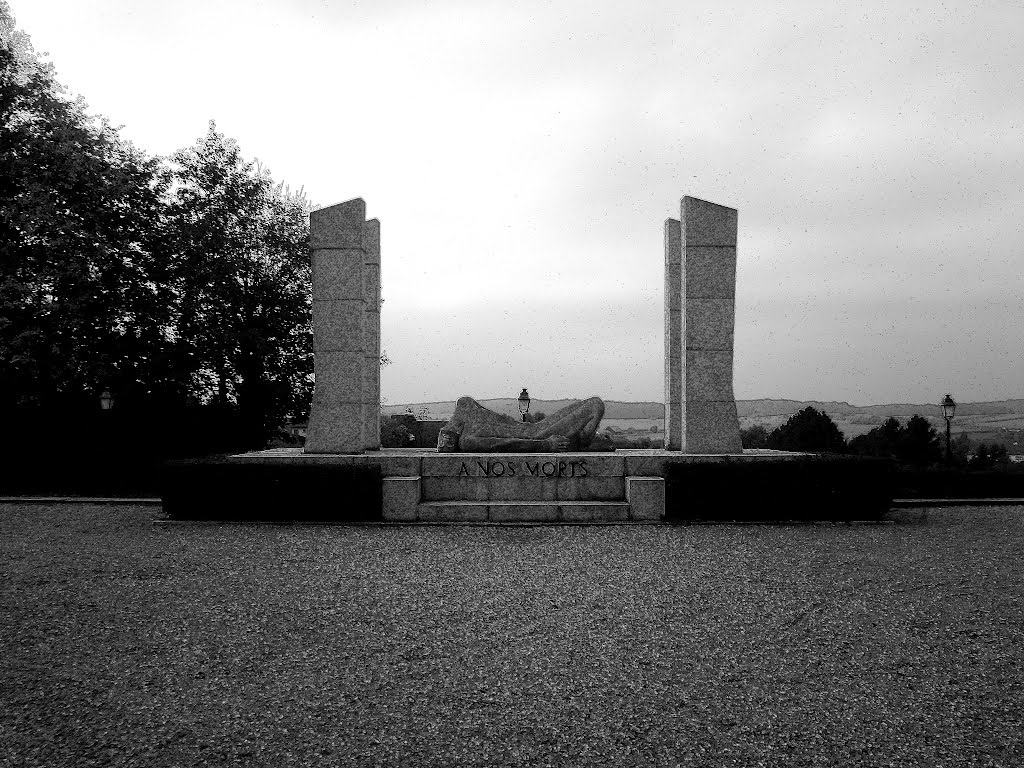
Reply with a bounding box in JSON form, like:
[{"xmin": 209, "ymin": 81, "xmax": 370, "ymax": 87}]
[{"xmin": 437, "ymin": 396, "xmax": 609, "ymax": 453}]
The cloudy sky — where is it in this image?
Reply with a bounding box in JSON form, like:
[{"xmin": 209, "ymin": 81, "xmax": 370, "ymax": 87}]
[{"xmin": 10, "ymin": 0, "xmax": 1024, "ymax": 406}]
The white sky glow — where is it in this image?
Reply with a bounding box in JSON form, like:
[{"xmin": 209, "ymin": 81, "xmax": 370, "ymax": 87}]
[{"xmin": 11, "ymin": 0, "xmax": 1024, "ymax": 405}]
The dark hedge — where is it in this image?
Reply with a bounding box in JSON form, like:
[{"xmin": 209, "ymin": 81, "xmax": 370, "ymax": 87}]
[
  {"xmin": 893, "ymin": 466, "xmax": 1024, "ymax": 499},
  {"xmin": 664, "ymin": 456, "xmax": 895, "ymax": 522},
  {"xmin": 160, "ymin": 459, "xmax": 383, "ymax": 521},
  {"xmin": 1, "ymin": 405, "xmax": 265, "ymax": 496}
]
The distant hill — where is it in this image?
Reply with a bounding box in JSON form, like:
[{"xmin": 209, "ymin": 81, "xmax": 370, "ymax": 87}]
[
  {"xmin": 384, "ymin": 398, "xmax": 1024, "ymax": 421},
  {"xmin": 382, "ymin": 398, "xmax": 664, "ymax": 420}
]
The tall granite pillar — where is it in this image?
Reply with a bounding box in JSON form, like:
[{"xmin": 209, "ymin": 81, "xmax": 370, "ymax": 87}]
[
  {"xmin": 362, "ymin": 218, "xmax": 381, "ymax": 450},
  {"xmin": 304, "ymin": 198, "xmax": 381, "ymax": 454},
  {"xmin": 664, "ymin": 196, "xmax": 742, "ymax": 453}
]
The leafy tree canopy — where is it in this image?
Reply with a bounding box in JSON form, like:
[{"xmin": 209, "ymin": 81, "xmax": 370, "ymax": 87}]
[
  {"xmin": 849, "ymin": 414, "xmax": 941, "ymax": 466},
  {"xmin": 767, "ymin": 407, "xmax": 847, "ymax": 453},
  {"xmin": 1, "ymin": 7, "xmax": 316, "ymax": 448}
]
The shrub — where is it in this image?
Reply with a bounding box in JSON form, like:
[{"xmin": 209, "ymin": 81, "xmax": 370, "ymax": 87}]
[
  {"xmin": 767, "ymin": 407, "xmax": 847, "ymax": 453},
  {"xmin": 160, "ymin": 458, "xmax": 382, "ymax": 521},
  {"xmin": 665, "ymin": 456, "xmax": 894, "ymax": 522}
]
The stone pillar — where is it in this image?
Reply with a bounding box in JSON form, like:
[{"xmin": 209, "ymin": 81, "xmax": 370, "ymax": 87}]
[
  {"xmin": 664, "ymin": 219, "xmax": 683, "ymax": 450},
  {"xmin": 664, "ymin": 196, "xmax": 742, "ymax": 453},
  {"xmin": 362, "ymin": 218, "xmax": 381, "ymax": 450},
  {"xmin": 304, "ymin": 198, "xmax": 381, "ymax": 454}
]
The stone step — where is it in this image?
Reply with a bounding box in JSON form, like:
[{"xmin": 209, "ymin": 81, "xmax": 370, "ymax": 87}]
[{"xmin": 416, "ymin": 500, "xmax": 632, "ymax": 523}]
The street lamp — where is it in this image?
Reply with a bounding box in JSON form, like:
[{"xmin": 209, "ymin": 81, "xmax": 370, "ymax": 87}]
[
  {"xmin": 100, "ymin": 390, "xmax": 114, "ymax": 410},
  {"xmin": 940, "ymin": 393, "xmax": 956, "ymax": 463},
  {"xmin": 518, "ymin": 388, "xmax": 531, "ymax": 423}
]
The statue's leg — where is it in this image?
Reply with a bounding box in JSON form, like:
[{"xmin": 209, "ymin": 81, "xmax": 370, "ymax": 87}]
[
  {"xmin": 533, "ymin": 397, "xmax": 604, "ymax": 446},
  {"xmin": 449, "ymin": 396, "xmax": 529, "ymax": 437}
]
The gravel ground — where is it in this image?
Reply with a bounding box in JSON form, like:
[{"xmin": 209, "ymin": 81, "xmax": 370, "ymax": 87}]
[{"xmin": 2, "ymin": 505, "xmax": 1022, "ymax": 768}]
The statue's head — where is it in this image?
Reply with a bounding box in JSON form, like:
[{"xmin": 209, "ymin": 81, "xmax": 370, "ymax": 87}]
[{"xmin": 437, "ymin": 428, "xmax": 460, "ymax": 452}]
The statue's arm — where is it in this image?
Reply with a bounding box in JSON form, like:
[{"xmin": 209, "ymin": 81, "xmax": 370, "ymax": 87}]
[{"xmin": 459, "ymin": 435, "xmax": 566, "ymax": 453}]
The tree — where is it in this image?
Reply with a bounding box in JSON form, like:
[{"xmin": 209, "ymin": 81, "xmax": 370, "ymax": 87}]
[
  {"xmin": 380, "ymin": 414, "xmax": 412, "ymax": 448},
  {"xmin": 0, "ymin": 11, "xmax": 171, "ymax": 409},
  {"xmin": 740, "ymin": 424, "xmax": 768, "ymax": 449},
  {"xmin": 767, "ymin": 407, "xmax": 847, "ymax": 453},
  {"xmin": 849, "ymin": 417, "xmax": 903, "ymax": 458},
  {"xmin": 897, "ymin": 414, "xmax": 941, "ymax": 466},
  {"xmin": 165, "ymin": 122, "xmax": 312, "ymax": 442},
  {"xmin": 848, "ymin": 414, "xmax": 941, "ymax": 466}
]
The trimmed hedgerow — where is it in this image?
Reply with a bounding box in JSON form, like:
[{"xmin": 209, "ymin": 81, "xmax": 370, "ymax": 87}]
[
  {"xmin": 664, "ymin": 456, "xmax": 895, "ymax": 522},
  {"xmin": 893, "ymin": 466, "xmax": 1024, "ymax": 499},
  {"xmin": 160, "ymin": 458, "xmax": 382, "ymax": 521}
]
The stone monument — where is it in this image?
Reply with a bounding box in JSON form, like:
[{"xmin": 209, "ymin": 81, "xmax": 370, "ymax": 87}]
[
  {"xmin": 436, "ymin": 396, "xmax": 607, "ymax": 453},
  {"xmin": 304, "ymin": 198, "xmax": 381, "ymax": 453},
  {"xmin": 664, "ymin": 196, "xmax": 742, "ymax": 453}
]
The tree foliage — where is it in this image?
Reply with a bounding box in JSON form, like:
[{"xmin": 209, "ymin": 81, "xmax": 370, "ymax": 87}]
[
  {"xmin": 767, "ymin": 407, "xmax": 847, "ymax": 453},
  {"xmin": 1, "ymin": 8, "xmax": 316, "ymax": 448},
  {"xmin": 849, "ymin": 414, "xmax": 941, "ymax": 466},
  {"xmin": 0, "ymin": 25, "xmax": 171, "ymax": 409},
  {"xmin": 166, "ymin": 122, "xmax": 313, "ymax": 440},
  {"xmin": 740, "ymin": 424, "xmax": 768, "ymax": 449}
]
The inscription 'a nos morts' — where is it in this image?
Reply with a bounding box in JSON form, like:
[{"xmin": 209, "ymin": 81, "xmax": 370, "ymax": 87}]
[{"xmin": 457, "ymin": 460, "xmax": 589, "ymax": 478}]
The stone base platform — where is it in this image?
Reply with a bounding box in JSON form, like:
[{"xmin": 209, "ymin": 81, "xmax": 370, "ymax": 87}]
[{"xmin": 232, "ymin": 448, "xmax": 805, "ymax": 523}]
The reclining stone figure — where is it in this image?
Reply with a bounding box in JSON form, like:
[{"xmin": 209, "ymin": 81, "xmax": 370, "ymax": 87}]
[{"xmin": 437, "ymin": 396, "xmax": 608, "ymax": 453}]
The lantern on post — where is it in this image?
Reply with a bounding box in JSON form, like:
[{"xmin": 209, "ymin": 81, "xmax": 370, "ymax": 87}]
[
  {"xmin": 940, "ymin": 393, "xmax": 956, "ymax": 463},
  {"xmin": 518, "ymin": 388, "xmax": 531, "ymax": 423},
  {"xmin": 100, "ymin": 390, "xmax": 114, "ymax": 410}
]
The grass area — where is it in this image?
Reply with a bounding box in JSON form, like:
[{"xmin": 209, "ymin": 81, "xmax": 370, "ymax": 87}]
[{"xmin": 2, "ymin": 505, "xmax": 1023, "ymax": 767}]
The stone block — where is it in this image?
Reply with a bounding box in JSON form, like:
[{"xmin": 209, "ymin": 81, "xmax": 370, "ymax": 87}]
[
  {"xmin": 362, "ymin": 318, "xmax": 380, "ymax": 357},
  {"xmin": 382, "ymin": 476, "xmax": 420, "ymax": 521},
  {"xmin": 684, "ymin": 247, "xmax": 736, "ymax": 299},
  {"xmin": 681, "ymin": 401, "xmax": 742, "ymax": 454},
  {"xmin": 418, "ymin": 503, "xmax": 487, "ymax": 523},
  {"xmin": 684, "ymin": 298, "xmax": 735, "ymax": 350},
  {"xmin": 623, "ymin": 455, "xmax": 670, "ymax": 476},
  {"xmin": 488, "ymin": 477, "xmax": 558, "ymax": 501},
  {"xmin": 362, "ymin": 354, "xmax": 380, "ymax": 397},
  {"xmin": 313, "ymin": 300, "xmax": 366, "ymax": 352},
  {"xmin": 663, "ymin": 352, "xmax": 679, "ymax": 405},
  {"xmin": 665, "ymin": 309, "xmax": 683, "ymax": 352},
  {"xmin": 627, "ymin": 476, "xmax": 665, "ymax": 520},
  {"xmin": 664, "ymin": 218, "xmax": 681, "ymax": 266},
  {"xmin": 362, "ymin": 263, "xmax": 381, "ymax": 305},
  {"xmin": 310, "ymin": 199, "xmax": 365, "ymax": 250},
  {"xmin": 682, "ymin": 197, "xmax": 737, "ymax": 246},
  {"xmin": 559, "ymin": 502, "xmax": 630, "ymax": 522},
  {"xmin": 312, "ymin": 351, "xmax": 363, "ymax": 401},
  {"xmin": 421, "ymin": 476, "xmax": 490, "ymax": 501},
  {"xmin": 374, "ymin": 454, "xmax": 422, "ymax": 476},
  {"xmin": 564, "ymin": 455, "xmax": 624, "ymax": 476},
  {"xmin": 684, "ymin": 350, "xmax": 735, "ymax": 401},
  {"xmin": 362, "ymin": 403, "xmax": 380, "ymax": 451},
  {"xmin": 663, "ymin": 402, "xmax": 681, "ymax": 451},
  {"xmin": 312, "ymin": 250, "xmax": 363, "ymax": 301},
  {"xmin": 665, "ymin": 264, "xmax": 682, "ymax": 310},
  {"xmin": 489, "ymin": 503, "xmax": 559, "ymax": 522},
  {"xmin": 421, "ymin": 456, "xmax": 480, "ymax": 477},
  {"xmin": 362, "ymin": 218, "xmax": 380, "ymax": 263},
  {"xmin": 557, "ymin": 476, "xmax": 624, "ymax": 501},
  {"xmin": 305, "ymin": 402, "xmax": 364, "ymax": 453}
]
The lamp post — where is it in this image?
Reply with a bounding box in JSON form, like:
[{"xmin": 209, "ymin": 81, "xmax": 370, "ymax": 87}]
[
  {"xmin": 940, "ymin": 393, "xmax": 956, "ymax": 464},
  {"xmin": 518, "ymin": 388, "xmax": 531, "ymax": 423}
]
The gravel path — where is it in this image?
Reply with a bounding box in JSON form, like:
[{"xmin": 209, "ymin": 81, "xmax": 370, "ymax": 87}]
[{"xmin": 2, "ymin": 505, "xmax": 1022, "ymax": 767}]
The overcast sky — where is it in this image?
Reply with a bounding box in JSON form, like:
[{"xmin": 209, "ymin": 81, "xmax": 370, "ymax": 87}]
[{"xmin": 10, "ymin": 0, "xmax": 1024, "ymax": 405}]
